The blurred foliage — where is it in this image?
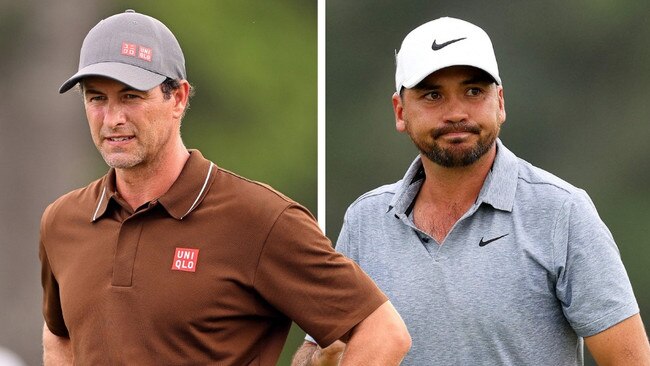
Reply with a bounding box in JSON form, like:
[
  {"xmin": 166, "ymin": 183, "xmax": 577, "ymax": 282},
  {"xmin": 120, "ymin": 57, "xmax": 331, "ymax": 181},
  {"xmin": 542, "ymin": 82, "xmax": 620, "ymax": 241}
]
[{"xmin": 326, "ymin": 1, "xmax": 650, "ymax": 365}]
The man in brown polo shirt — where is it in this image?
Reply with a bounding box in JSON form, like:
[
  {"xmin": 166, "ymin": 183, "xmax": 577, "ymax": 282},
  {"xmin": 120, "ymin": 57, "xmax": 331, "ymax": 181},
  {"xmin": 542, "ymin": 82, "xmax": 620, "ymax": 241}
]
[{"xmin": 40, "ymin": 10, "xmax": 411, "ymax": 365}]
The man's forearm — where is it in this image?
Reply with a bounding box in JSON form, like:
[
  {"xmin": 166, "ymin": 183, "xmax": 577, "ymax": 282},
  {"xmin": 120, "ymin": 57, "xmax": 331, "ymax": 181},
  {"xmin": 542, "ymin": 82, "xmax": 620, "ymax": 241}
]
[
  {"xmin": 43, "ymin": 323, "xmax": 72, "ymax": 366},
  {"xmin": 585, "ymin": 314, "xmax": 650, "ymax": 365},
  {"xmin": 339, "ymin": 301, "xmax": 411, "ymax": 365}
]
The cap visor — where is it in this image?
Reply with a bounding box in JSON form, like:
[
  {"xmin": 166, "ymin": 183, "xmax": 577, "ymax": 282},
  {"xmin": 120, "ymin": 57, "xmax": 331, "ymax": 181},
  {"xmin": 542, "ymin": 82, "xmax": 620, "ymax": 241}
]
[
  {"xmin": 402, "ymin": 63, "xmax": 501, "ymax": 90},
  {"xmin": 59, "ymin": 62, "xmax": 167, "ymax": 93}
]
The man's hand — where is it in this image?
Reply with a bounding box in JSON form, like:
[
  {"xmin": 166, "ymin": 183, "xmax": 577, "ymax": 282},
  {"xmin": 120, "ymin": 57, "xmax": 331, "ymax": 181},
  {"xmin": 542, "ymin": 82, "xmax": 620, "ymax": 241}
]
[
  {"xmin": 292, "ymin": 340, "xmax": 346, "ymax": 366},
  {"xmin": 42, "ymin": 323, "xmax": 72, "ymax": 365}
]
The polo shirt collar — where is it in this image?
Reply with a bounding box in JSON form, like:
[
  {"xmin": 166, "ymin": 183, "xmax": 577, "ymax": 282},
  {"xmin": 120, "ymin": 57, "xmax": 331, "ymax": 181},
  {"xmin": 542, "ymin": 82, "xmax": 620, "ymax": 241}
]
[
  {"xmin": 388, "ymin": 156, "xmax": 425, "ymax": 215},
  {"xmin": 388, "ymin": 139, "xmax": 519, "ymax": 215},
  {"xmin": 91, "ymin": 171, "xmax": 115, "ymax": 222},
  {"xmin": 91, "ymin": 149, "xmax": 217, "ymax": 222},
  {"xmin": 477, "ymin": 139, "xmax": 518, "ymax": 212}
]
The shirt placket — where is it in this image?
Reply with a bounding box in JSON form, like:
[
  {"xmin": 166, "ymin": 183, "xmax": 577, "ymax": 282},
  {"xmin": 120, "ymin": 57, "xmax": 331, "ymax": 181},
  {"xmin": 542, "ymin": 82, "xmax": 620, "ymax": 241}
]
[{"xmin": 111, "ymin": 205, "xmax": 156, "ymax": 287}]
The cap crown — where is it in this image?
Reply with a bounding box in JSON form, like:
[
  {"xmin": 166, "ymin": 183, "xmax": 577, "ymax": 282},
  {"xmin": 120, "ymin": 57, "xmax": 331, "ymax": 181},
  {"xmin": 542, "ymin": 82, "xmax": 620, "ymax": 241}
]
[
  {"xmin": 59, "ymin": 10, "xmax": 186, "ymax": 93},
  {"xmin": 395, "ymin": 17, "xmax": 500, "ymax": 92}
]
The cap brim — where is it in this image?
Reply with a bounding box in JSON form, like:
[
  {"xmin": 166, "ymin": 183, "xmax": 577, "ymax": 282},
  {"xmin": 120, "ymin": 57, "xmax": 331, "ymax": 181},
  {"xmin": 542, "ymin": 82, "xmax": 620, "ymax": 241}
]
[
  {"xmin": 402, "ymin": 63, "xmax": 501, "ymax": 90},
  {"xmin": 59, "ymin": 62, "xmax": 167, "ymax": 93}
]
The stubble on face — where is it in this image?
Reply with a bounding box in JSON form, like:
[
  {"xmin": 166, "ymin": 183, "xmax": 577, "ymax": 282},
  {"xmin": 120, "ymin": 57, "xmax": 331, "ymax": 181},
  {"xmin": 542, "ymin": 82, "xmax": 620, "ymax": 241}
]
[
  {"xmin": 406, "ymin": 121, "xmax": 499, "ymax": 167},
  {"xmin": 84, "ymin": 78, "xmax": 177, "ymax": 171},
  {"xmin": 91, "ymin": 120, "xmax": 148, "ymax": 169},
  {"xmin": 97, "ymin": 141, "xmax": 147, "ymax": 169},
  {"xmin": 399, "ymin": 67, "xmax": 504, "ymax": 168}
]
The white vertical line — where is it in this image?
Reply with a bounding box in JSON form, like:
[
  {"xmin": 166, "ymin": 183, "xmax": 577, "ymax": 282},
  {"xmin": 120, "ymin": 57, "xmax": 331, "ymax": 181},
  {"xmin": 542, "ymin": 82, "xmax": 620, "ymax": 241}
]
[
  {"xmin": 181, "ymin": 163, "xmax": 214, "ymax": 219},
  {"xmin": 317, "ymin": 0, "xmax": 326, "ymax": 234},
  {"xmin": 92, "ymin": 186, "xmax": 107, "ymax": 222}
]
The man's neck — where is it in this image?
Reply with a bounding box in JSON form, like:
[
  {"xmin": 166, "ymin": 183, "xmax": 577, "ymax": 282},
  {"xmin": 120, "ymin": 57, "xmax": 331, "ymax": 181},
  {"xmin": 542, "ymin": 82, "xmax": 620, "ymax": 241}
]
[
  {"xmin": 419, "ymin": 146, "xmax": 495, "ymax": 206},
  {"xmin": 412, "ymin": 145, "xmax": 496, "ymax": 243},
  {"xmin": 114, "ymin": 143, "xmax": 190, "ymax": 211}
]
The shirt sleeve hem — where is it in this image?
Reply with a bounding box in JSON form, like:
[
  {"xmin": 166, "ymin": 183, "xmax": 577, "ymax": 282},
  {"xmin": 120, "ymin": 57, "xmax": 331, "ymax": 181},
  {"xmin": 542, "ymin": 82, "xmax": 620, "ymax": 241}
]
[
  {"xmin": 573, "ymin": 301, "xmax": 639, "ymax": 337},
  {"xmin": 313, "ymin": 298, "xmax": 388, "ymax": 348}
]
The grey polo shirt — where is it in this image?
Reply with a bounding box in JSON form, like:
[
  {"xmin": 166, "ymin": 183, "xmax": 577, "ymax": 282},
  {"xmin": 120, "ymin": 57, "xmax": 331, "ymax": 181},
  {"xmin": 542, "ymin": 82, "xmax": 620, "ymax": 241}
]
[{"xmin": 334, "ymin": 139, "xmax": 638, "ymax": 365}]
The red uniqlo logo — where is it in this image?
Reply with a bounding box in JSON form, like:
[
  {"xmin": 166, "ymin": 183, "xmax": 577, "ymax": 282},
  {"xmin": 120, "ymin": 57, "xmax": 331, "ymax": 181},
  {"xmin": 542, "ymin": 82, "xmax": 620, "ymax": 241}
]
[
  {"xmin": 171, "ymin": 248, "xmax": 199, "ymax": 272},
  {"xmin": 121, "ymin": 42, "xmax": 137, "ymax": 57},
  {"xmin": 120, "ymin": 42, "xmax": 153, "ymax": 62},
  {"xmin": 138, "ymin": 46, "xmax": 152, "ymax": 62}
]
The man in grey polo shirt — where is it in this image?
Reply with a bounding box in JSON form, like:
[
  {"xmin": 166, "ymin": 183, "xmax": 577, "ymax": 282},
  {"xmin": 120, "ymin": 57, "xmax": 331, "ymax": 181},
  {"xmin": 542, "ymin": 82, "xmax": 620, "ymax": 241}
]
[{"xmin": 293, "ymin": 17, "xmax": 650, "ymax": 365}]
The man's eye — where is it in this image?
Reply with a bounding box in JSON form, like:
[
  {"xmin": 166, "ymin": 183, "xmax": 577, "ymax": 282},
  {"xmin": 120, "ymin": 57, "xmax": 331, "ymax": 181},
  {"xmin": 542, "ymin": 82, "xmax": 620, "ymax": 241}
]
[
  {"xmin": 87, "ymin": 95, "xmax": 105, "ymax": 102},
  {"xmin": 425, "ymin": 92, "xmax": 441, "ymax": 100},
  {"xmin": 124, "ymin": 94, "xmax": 141, "ymax": 99},
  {"xmin": 466, "ymin": 88, "xmax": 482, "ymax": 96}
]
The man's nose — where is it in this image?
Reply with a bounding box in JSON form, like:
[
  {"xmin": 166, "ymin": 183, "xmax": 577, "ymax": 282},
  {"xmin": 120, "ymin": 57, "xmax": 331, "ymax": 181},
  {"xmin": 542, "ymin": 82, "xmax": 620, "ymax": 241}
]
[
  {"xmin": 104, "ymin": 101, "xmax": 126, "ymax": 128},
  {"xmin": 442, "ymin": 96, "xmax": 468, "ymax": 123}
]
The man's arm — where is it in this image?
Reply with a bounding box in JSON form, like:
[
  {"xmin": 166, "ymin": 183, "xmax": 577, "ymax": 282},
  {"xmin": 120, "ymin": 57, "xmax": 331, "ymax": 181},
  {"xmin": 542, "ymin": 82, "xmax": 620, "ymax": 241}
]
[
  {"xmin": 584, "ymin": 314, "xmax": 650, "ymax": 365},
  {"xmin": 292, "ymin": 301, "xmax": 410, "ymax": 366},
  {"xmin": 43, "ymin": 323, "xmax": 72, "ymax": 365}
]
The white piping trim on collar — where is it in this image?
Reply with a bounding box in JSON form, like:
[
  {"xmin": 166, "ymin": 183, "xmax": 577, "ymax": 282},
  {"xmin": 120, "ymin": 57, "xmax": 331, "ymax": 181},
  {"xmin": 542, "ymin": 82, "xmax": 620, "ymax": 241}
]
[
  {"xmin": 92, "ymin": 186, "xmax": 107, "ymax": 222},
  {"xmin": 180, "ymin": 162, "xmax": 214, "ymax": 220}
]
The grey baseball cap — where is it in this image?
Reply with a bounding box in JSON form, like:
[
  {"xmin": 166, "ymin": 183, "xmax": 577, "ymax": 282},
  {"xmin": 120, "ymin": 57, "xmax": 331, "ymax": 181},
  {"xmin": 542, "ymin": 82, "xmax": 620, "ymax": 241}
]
[{"xmin": 59, "ymin": 9, "xmax": 186, "ymax": 93}]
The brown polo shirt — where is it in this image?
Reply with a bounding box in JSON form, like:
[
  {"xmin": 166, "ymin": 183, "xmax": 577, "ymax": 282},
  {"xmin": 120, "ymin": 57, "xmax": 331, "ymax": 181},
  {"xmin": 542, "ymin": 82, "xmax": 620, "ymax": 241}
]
[{"xmin": 40, "ymin": 150, "xmax": 387, "ymax": 365}]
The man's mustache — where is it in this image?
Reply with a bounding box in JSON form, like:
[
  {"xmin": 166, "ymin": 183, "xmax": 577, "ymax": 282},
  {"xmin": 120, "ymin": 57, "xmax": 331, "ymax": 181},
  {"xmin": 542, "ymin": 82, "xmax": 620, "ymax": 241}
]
[{"xmin": 432, "ymin": 123, "xmax": 480, "ymax": 139}]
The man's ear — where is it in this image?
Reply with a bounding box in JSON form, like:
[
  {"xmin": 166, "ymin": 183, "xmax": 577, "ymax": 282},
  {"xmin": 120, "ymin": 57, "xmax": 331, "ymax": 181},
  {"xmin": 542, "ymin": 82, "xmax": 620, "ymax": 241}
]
[
  {"xmin": 172, "ymin": 80, "xmax": 190, "ymax": 119},
  {"xmin": 392, "ymin": 92, "xmax": 406, "ymax": 132},
  {"xmin": 497, "ymin": 85, "xmax": 506, "ymax": 125}
]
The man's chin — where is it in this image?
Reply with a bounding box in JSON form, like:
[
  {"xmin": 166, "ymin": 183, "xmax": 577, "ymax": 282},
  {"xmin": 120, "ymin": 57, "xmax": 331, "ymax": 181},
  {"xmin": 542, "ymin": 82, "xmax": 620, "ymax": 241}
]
[
  {"xmin": 101, "ymin": 153, "xmax": 143, "ymax": 170},
  {"xmin": 425, "ymin": 144, "xmax": 491, "ymax": 168}
]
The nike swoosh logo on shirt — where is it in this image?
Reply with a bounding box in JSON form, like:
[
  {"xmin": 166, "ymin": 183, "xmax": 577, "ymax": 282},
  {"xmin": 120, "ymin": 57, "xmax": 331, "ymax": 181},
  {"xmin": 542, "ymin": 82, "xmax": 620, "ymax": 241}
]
[{"xmin": 479, "ymin": 233, "xmax": 509, "ymax": 247}]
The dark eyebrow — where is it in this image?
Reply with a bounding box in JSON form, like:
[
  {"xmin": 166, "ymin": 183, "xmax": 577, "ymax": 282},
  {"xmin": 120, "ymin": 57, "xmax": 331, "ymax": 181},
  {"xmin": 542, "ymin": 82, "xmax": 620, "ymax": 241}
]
[
  {"xmin": 83, "ymin": 88, "xmax": 103, "ymax": 96},
  {"xmin": 410, "ymin": 72, "xmax": 496, "ymax": 91},
  {"xmin": 411, "ymin": 81, "xmax": 440, "ymax": 91},
  {"xmin": 462, "ymin": 74, "xmax": 496, "ymax": 85},
  {"xmin": 120, "ymin": 86, "xmax": 147, "ymax": 93}
]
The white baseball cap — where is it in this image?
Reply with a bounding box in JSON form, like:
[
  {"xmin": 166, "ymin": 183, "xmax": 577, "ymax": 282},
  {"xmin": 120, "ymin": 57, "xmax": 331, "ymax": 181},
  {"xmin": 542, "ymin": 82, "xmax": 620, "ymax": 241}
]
[{"xmin": 395, "ymin": 17, "xmax": 500, "ymax": 93}]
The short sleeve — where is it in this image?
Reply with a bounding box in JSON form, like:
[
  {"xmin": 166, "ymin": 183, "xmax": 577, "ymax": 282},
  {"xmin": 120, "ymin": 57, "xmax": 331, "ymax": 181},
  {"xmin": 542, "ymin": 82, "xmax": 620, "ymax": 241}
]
[
  {"xmin": 303, "ymin": 206, "xmax": 366, "ymax": 345},
  {"xmin": 39, "ymin": 206, "xmax": 69, "ymax": 337},
  {"xmin": 553, "ymin": 190, "xmax": 639, "ymax": 336},
  {"xmin": 254, "ymin": 204, "xmax": 387, "ymax": 347}
]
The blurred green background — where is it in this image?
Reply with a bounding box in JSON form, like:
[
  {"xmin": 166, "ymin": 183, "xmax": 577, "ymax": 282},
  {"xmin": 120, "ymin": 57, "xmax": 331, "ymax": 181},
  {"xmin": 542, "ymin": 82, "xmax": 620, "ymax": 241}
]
[
  {"xmin": 0, "ymin": 1, "xmax": 314, "ymax": 364},
  {"xmin": 326, "ymin": 1, "xmax": 649, "ymax": 365}
]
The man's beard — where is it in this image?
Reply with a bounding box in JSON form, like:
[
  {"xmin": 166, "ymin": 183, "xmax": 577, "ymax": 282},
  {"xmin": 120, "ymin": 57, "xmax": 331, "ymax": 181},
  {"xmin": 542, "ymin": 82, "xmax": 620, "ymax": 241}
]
[
  {"xmin": 98, "ymin": 147, "xmax": 146, "ymax": 169},
  {"xmin": 96, "ymin": 127, "xmax": 146, "ymax": 169},
  {"xmin": 409, "ymin": 123, "xmax": 498, "ymax": 167}
]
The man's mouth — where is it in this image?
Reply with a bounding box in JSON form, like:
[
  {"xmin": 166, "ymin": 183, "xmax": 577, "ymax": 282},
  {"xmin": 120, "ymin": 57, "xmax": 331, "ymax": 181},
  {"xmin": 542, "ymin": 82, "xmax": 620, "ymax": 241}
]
[
  {"xmin": 433, "ymin": 124, "xmax": 480, "ymax": 139},
  {"xmin": 107, "ymin": 136, "xmax": 134, "ymax": 142}
]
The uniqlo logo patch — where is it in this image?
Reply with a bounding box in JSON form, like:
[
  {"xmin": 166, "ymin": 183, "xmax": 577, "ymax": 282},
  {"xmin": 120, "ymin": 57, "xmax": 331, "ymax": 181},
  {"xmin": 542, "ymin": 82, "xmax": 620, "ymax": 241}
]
[
  {"xmin": 171, "ymin": 248, "xmax": 199, "ymax": 272},
  {"xmin": 121, "ymin": 42, "xmax": 137, "ymax": 57},
  {"xmin": 120, "ymin": 42, "xmax": 153, "ymax": 62},
  {"xmin": 138, "ymin": 46, "xmax": 152, "ymax": 62}
]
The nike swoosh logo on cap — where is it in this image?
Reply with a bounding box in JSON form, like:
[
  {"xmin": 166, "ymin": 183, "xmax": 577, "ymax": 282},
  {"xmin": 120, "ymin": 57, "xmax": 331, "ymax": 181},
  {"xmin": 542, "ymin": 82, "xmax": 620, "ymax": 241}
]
[{"xmin": 431, "ymin": 37, "xmax": 467, "ymax": 51}]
